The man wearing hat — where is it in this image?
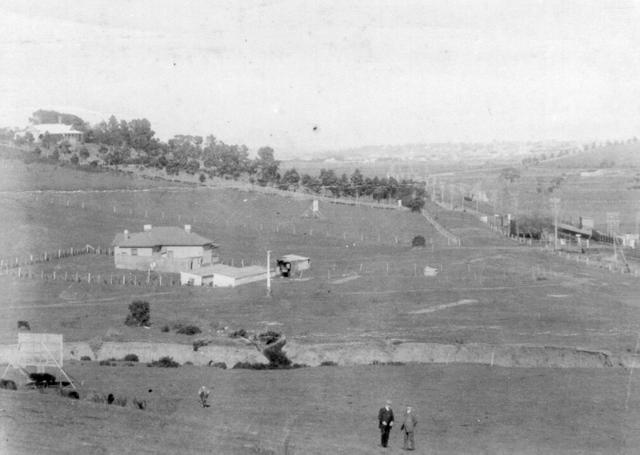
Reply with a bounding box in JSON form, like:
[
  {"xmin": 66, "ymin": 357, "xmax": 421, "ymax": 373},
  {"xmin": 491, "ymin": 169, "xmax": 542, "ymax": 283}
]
[
  {"xmin": 378, "ymin": 400, "xmax": 395, "ymax": 447},
  {"xmin": 400, "ymin": 405, "xmax": 418, "ymax": 450}
]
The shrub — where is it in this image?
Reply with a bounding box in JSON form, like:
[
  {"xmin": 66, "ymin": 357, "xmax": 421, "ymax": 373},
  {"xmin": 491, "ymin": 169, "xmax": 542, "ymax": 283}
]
[
  {"xmin": 0, "ymin": 379, "xmax": 17, "ymax": 390},
  {"xmin": 80, "ymin": 355, "xmax": 92, "ymax": 361},
  {"xmin": 123, "ymin": 354, "xmax": 139, "ymax": 362},
  {"xmin": 193, "ymin": 340, "xmax": 210, "ymax": 351},
  {"xmin": 320, "ymin": 360, "xmax": 338, "ymax": 367},
  {"xmin": 208, "ymin": 361, "xmax": 227, "ymax": 369},
  {"xmin": 263, "ymin": 348, "xmax": 291, "ymax": 368},
  {"xmin": 29, "ymin": 373, "xmax": 57, "ymax": 387},
  {"xmin": 257, "ymin": 330, "xmax": 281, "ymax": 345},
  {"xmin": 70, "ymin": 154, "xmax": 79, "ymax": 165},
  {"xmin": 232, "ymin": 361, "xmax": 270, "ymax": 370},
  {"xmin": 125, "ymin": 300, "xmax": 150, "ymax": 327},
  {"xmin": 411, "ymin": 235, "xmax": 426, "ymax": 247},
  {"xmin": 17, "ymin": 320, "xmax": 30, "ymax": 330},
  {"xmin": 161, "ymin": 325, "xmax": 170, "ymax": 332},
  {"xmin": 147, "ymin": 356, "xmax": 180, "ymax": 368},
  {"xmin": 229, "ymin": 329, "xmax": 247, "ymax": 338},
  {"xmin": 199, "ymin": 173, "xmax": 206, "ymax": 183},
  {"xmin": 133, "ymin": 398, "xmax": 147, "ymax": 410},
  {"xmin": 176, "ymin": 325, "xmax": 201, "ymax": 336},
  {"xmin": 99, "ymin": 360, "xmax": 116, "ymax": 366},
  {"xmin": 405, "ymin": 197, "xmax": 425, "ymax": 213}
]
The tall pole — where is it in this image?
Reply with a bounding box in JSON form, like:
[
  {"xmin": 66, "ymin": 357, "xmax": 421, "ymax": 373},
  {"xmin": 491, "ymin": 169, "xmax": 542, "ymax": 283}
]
[
  {"xmin": 266, "ymin": 250, "xmax": 271, "ymax": 296},
  {"xmin": 550, "ymin": 197, "xmax": 560, "ymax": 250}
]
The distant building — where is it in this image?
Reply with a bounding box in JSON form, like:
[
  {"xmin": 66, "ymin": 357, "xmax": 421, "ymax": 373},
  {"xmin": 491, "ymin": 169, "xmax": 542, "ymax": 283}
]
[
  {"xmin": 19, "ymin": 123, "xmax": 84, "ymax": 144},
  {"xmin": 112, "ymin": 225, "xmax": 218, "ymax": 273},
  {"xmin": 180, "ymin": 264, "xmax": 270, "ymax": 287},
  {"xmin": 277, "ymin": 254, "xmax": 310, "ymax": 277}
]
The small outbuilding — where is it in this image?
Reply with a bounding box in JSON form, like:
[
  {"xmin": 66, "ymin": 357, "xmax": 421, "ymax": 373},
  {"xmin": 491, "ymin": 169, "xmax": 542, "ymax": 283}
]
[
  {"xmin": 277, "ymin": 254, "xmax": 311, "ymax": 278},
  {"xmin": 180, "ymin": 264, "xmax": 270, "ymax": 288}
]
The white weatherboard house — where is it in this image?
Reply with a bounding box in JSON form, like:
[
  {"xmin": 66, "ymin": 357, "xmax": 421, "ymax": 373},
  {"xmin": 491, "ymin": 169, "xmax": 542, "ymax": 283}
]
[
  {"xmin": 20, "ymin": 123, "xmax": 84, "ymax": 144},
  {"xmin": 112, "ymin": 225, "xmax": 218, "ymax": 273},
  {"xmin": 180, "ymin": 264, "xmax": 270, "ymax": 288}
]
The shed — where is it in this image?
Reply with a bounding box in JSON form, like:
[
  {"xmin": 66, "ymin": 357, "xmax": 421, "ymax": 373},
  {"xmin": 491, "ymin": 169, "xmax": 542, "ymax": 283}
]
[
  {"xmin": 277, "ymin": 254, "xmax": 311, "ymax": 277},
  {"xmin": 180, "ymin": 264, "xmax": 270, "ymax": 288}
]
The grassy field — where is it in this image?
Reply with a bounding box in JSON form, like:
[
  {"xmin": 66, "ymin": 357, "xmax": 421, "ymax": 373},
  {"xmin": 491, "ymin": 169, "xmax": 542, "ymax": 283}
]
[
  {"xmin": 2, "ymin": 158, "xmax": 640, "ymax": 453},
  {"xmin": 2, "ymin": 363, "xmax": 640, "ymax": 454}
]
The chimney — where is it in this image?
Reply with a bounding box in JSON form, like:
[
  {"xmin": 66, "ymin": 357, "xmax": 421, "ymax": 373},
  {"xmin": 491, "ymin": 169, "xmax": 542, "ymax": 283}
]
[
  {"xmin": 143, "ymin": 224, "xmax": 152, "ymax": 232},
  {"xmin": 124, "ymin": 229, "xmax": 129, "ymax": 239},
  {"xmin": 184, "ymin": 224, "xmax": 191, "ymax": 234}
]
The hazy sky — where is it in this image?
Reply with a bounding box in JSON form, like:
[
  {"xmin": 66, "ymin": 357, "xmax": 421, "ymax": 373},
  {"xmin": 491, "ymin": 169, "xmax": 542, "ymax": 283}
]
[{"xmin": 1, "ymin": 0, "xmax": 639, "ymax": 154}]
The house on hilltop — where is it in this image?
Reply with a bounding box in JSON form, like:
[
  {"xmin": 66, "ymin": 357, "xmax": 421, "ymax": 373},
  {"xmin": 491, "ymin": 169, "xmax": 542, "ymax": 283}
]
[
  {"xmin": 112, "ymin": 225, "xmax": 218, "ymax": 273},
  {"xmin": 20, "ymin": 123, "xmax": 84, "ymax": 144}
]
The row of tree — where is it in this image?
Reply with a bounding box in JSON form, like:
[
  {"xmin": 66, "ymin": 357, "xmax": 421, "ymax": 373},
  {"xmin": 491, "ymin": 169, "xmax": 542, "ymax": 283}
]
[{"xmin": 19, "ymin": 110, "xmax": 429, "ymax": 211}]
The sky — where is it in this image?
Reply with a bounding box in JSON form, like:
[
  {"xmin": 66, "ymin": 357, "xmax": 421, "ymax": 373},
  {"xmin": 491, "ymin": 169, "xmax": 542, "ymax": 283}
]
[{"xmin": 1, "ymin": 0, "xmax": 639, "ymax": 155}]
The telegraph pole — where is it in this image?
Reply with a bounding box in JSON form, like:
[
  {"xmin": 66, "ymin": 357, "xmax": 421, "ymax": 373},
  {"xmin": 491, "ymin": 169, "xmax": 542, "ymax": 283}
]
[
  {"xmin": 550, "ymin": 197, "xmax": 560, "ymax": 250},
  {"xmin": 266, "ymin": 250, "xmax": 271, "ymax": 297}
]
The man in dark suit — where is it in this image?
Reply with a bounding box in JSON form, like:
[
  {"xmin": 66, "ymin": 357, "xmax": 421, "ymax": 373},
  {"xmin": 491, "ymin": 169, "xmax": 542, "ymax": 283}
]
[{"xmin": 378, "ymin": 400, "xmax": 394, "ymax": 447}]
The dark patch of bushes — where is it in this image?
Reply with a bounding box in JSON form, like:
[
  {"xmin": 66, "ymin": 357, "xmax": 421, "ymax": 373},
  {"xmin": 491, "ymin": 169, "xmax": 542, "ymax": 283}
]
[
  {"xmin": 229, "ymin": 328, "xmax": 247, "ymax": 338},
  {"xmin": 411, "ymin": 235, "xmax": 426, "ymax": 247},
  {"xmin": 161, "ymin": 325, "xmax": 170, "ymax": 332},
  {"xmin": 176, "ymin": 325, "xmax": 201, "ymax": 336},
  {"xmin": 193, "ymin": 340, "xmax": 210, "ymax": 351},
  {"xmin": 208, "ymin": 361, "xmax": 227, "ymax": 369},
  {"xmin": 29, "ymin": 373, "xmax": 57, "ymax": 387},
  {"xmin": 257, "ymin": 330, "xmax": 281, "ymax": 345},
  {"xmin": 263, "ymin": 348, "xmax": 291, "ymax": 368},
  {"xmin": 80, "ymin": 355, "xmax": 92, "ymax": 361},
  {"xmin": 232, "ymin": 361, "xmax": 306, "ymax": 370},
  {"xmin": 320, "ymin": 360, "xmax": 338, "ymax": 367},
  {"xmin": 125, "ymin": 300, "xmax": 150, "ymax": 327},
  {"xmin": 147, "ymin": 356, "xmax": 180, "ymax": 368},
  {"xmin": 123, "ymin": 354, "xmax": 139, "ymax": 362},
  {"xmin": 17, "ymin": 320, "xmax": 31, "ymax": 330},
  {"xmin": 0, "ymin": 379, "xmax": 17, "ymax": 390},
  {"xmin": 99, "ymin": 360, "xmax": 117, "ymax": 366}
]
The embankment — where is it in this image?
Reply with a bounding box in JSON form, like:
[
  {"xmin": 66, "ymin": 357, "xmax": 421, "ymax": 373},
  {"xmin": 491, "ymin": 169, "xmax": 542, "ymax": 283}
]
[{"xmin": 1, "ymin": 340, "xmax": 639, "ymax": 369}]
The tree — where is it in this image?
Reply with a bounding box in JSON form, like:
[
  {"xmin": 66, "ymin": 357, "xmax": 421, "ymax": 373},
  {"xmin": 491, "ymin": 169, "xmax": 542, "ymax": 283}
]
[
  {"xmin": 280, "ymin": 168, "xmax": 300, "ymax": 189},
  {"xmin": 254, "ymin": 146, "xmax": 280, "ymax": 185},
  {"xmin": 128, "ymin": 118, "xmax": 155, "ymax": 151},
  {"xmin": 125, "ymin": 300, "xmax": 150, "ymax": 327}
]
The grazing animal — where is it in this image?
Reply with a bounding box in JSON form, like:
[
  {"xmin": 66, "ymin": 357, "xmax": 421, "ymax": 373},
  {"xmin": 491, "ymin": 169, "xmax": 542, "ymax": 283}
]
[
  {"xmin": 17, "ymin": 320, "xmax": 30, "ymax": 330},
  {"xmin": 198, "ymin": 386, "xmax": 210, "ymax": 408}
]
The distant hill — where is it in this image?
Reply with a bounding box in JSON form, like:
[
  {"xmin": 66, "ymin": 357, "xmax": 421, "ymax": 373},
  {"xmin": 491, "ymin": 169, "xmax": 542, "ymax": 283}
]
[{"xmin": 539, "ymin": 142, "xmax": 640, "ymax": 169}]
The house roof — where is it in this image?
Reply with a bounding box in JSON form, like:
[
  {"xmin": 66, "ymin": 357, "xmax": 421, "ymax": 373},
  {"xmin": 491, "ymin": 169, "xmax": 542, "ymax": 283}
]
[
  {"xmin": 27, "ymin": 124, "xmax": 83, "ymax": 136},
  {"xmin": 278, "ymin": 254, "xmax": 310, "ymax": 263},
  {"xmin": 113, "ymin": 226, "xmax": 215, "ymax": 247}
]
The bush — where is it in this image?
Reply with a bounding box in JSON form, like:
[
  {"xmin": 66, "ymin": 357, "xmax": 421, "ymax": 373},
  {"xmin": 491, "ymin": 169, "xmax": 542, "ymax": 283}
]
[
  {"xmin": 405, "ymin": 197, "xmax": 425, "ymax": 213},
  {"xmin": 80, "ymin": 355, "xmax": 92, "ymax": 361},
  {"xmin": 263, "ymin": 348, "xmax": 291, "ymax": 368},
  {"xmin": 320, "ymin": 360, "xmax": 338, "ymax": 367},
  {"xmin": 229, "ymin": 329, "xmax": 247, "ymax": 338},
  {"xmin": 161, "ymin": 325, "xmax": 170, "ymax": 332},
  {"xmin": 29, "ymin": 373, "xmax": 57, "ymax": 387},
  {"xmin": 70, "ymin": 154, "xmax": 79, "ymax": 165},
  {"xmin": 17, "ymin": 320, "xmax": 30, "ymax": 330},
  {"xmin": 411, "ymin": 235, "xmax": 426, "ymax": 247},
  {"xmin": 193, "ymin": 340, "xmax": 210, "ymax": 351},
  {"xmin": 0, "ymin": 379, "xmax": 17, "ymax": 390},
  {"xmin": 123, "ymin": 354, "xmax": 139, "ymax": 362},
  {"xmin": 147, "ymin": 356, "xmax": 180, "ymax": 368},
  {"xmin": 208, "ymin": 361, "xmax": 227, "ymax": 369},
  {"xmin": 99, "ymin": 360, "xmax": 116, "ymax": 366},
  {"xmin": 257, "ymin": 330, "xmax": 281, "ymax": 345},
  {"xmin": 176, "ymin": 325, "xmax": 201, "ymax": 336},
  {"xmin": 125, "ymin": 300, "xmax": 150, "ymax": 327}
]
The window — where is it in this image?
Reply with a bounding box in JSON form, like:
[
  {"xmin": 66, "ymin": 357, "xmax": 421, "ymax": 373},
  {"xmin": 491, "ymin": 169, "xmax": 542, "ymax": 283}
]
[{"xmin": 131, "ymin": 248, "xmax": 138, "ymax": 256}]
